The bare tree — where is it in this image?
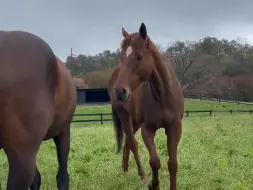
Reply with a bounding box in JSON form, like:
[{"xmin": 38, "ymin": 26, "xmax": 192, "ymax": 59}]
[{"xmin": 166, "ymin": 41, "xmax": 216, "ymax": 92}]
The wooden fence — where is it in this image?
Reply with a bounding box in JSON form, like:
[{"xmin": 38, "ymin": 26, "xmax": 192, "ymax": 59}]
[
  {"xmin": 72, "ymin": 109, "xmax": 253, "ymax": 124},
  {"xmin": 184, "ymin": 93, "xmax": 253, "ymax": 106}
]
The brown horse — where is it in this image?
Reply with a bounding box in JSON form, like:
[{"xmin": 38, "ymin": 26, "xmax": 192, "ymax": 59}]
[
  {"xmin": 0, "ymin": 31, "xmax": 76, "ymax": 190},
  {"xmin": 108, "ymin": 23, "xmax": 184, "ymax": 190}
]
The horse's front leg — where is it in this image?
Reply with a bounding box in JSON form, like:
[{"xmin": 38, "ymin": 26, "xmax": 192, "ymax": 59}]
[
  {"xmin": 119, "ymin": 111, "xmax": 145, "ymax": 181},
  {"xmin": 141, "ymin": 127, "xmax": 160, "ymax": 190},
  {"xmin": 122, "ymin": 124, "xmax": 146, "ymax": 180}
]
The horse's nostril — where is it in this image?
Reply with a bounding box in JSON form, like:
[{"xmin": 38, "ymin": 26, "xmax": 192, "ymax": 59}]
[
  {"xmin": 115, "ymin": 88, "xmax": 128, "ymax": 102},
  {"xmin": 121, "ymin": 88, "xmax": 126, "ymax": 96}
]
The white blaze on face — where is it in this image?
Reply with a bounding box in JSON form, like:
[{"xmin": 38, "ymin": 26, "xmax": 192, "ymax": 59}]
[{"xmin": 126, "ymin": 46, "xmax": 132, "ymax": 57}]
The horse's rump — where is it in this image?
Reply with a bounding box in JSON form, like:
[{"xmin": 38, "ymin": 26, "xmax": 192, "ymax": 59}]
[
  {"xmin": 0, "ymin": 31, "xmax": 58, "ymax": 96},
  {"xmin": 0, "ymin": 31, "xmax": 59, "ymax": 143}
]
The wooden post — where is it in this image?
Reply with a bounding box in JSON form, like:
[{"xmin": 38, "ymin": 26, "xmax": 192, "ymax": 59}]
[
  {"xmin": 100, "ymin": 113, "xmax": 103, "ymax": 125},
  {"xmin": 209, "ymin": 110, "xmax": 212, "ymax": 116}
]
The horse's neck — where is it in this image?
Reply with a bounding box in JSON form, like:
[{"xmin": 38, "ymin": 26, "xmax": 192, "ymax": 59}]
[{"xmin": 149, "ymin": 53, "xmax": 172, "ymax": 105}]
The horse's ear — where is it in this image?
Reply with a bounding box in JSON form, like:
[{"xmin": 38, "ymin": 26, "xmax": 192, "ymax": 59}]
[
  {"xmin": 139, "ymin": 22, "xmax": 147, "ymax": 39},
  {"xmin": 122, "ymin": 27, "xmax": 129, "ymax": 38}
]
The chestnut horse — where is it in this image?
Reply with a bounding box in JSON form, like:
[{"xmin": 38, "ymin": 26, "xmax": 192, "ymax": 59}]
[
  {"xmin": 108, "ymin": 23, "xmax": 184, "ymax": 190},
  {"xmin": 0, "ymin": 31, "xmax": 76, "ymax": 190}
]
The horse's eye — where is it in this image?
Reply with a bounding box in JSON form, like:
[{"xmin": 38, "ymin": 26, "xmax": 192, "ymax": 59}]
[{"xmin": 135, "ymin": 54, "xmax": 143, "ymax": 61}]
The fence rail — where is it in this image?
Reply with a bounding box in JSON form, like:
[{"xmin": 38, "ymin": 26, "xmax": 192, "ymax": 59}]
[
  {"xmin": 184, "ymin": 93, "xmax": 253, "ymax": 106},
  {"xmin": 72, "ymin": 109, "xmax": 253, "ymax": 124}
]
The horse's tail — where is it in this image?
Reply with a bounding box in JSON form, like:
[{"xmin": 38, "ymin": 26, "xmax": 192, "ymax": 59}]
[{"xmin": 112, "ymin": 106, "xmax": 123, "ymax": 153}]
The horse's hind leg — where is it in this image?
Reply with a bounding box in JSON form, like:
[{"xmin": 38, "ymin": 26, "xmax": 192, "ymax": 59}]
[
  {"xmin": 5, "ymin": 148, "xmax": 38, "ymax": 190},
  {"xmin": 165, "ymin": 120, "xmax": 182, "ymax": 190},
  {"xmin": 53, "ymin": 126, "xmax": 70, "ymax": 190},
  {"xmin": 141, "ymin": 127, "xmax": 160, "ymax": 190},
  {"xmin": 30, "ymin": 166, "xmax": 41, "ymax": 190}
]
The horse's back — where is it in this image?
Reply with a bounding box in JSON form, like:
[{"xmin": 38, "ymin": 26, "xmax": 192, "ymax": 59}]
[{"xmin": 0, "ymin": 31, "xmax": 58, "ymax": 147}]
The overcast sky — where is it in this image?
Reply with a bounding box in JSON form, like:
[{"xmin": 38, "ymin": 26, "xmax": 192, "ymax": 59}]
[{"xmin": 1, "ymin": 0, "xmax": 253, "ymax": 60}]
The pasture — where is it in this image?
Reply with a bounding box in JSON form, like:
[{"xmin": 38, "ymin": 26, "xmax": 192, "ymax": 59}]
[{"xmin": 0, "ymin": 99, "xmax": 253, "ymax": 190}]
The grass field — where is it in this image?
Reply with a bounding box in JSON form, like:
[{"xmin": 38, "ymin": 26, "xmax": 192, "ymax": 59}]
[{"xmin": 0, "ymin": 99, "xmax": 253, "ymax": 190}]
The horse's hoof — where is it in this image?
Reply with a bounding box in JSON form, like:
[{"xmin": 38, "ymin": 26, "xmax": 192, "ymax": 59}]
[
  {"xmin": 148, "ymin": 182, "xmax": 160, "ymax": 190},
  {"xmin": 141, "ymin": 176, "xmax": 148, "ymax": 185},
  {"xmin": 122, "ymin": 169, "xmax": 128, "ymax": 173},
  {"xmin": 122, "ymin": 165, "xmax": 128, "ymax": 173},
  {"xmin": 122, "ymin": 168, "xmax": 128, "ymax": 175}
]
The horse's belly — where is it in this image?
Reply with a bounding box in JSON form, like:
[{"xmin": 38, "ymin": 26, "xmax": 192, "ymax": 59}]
[
  {"xmin": 43, "ymin": 107, "xmax": 75, "ymax": 141},
  {"xmin": 43, "ymin": 121, "xmax": 66, "ymax": 141}
]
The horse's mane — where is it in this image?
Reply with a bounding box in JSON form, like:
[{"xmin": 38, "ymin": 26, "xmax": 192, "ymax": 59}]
[{"xmin": 146, "ymin": 37, "xmax": 173, "ymax": 104}]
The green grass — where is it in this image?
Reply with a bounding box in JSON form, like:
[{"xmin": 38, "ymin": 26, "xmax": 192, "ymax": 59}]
[
  {"xmin": 1, "ymin": 115, "xmax": 253, "ymax": 189},
  {"xmin": 0, "ymin": 99, "xmax": 253, "ymax": 189}
]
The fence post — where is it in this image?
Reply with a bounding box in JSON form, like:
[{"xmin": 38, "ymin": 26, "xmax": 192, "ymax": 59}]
[
  {"xmin": 100, "ymin": 113, "xmax": 104, "ymax": 125},
  {"xmin": 218, "ymin": 96, "xmax": 221, "ymax": 103},
  {"xmin": 250, "ymin": 110, "xmax": 253, "ymax": 115},
  {"xmin": 237, "ymin": 101, "xmax": 239, "ymax": 105},
  {"xmin": 186, "ymin": 111, "xmax": 189, "ymax": 117},
  {"xmin": 230, "ymin": 110, "xmax": 233, "ymax": 115},
  {"xmin": 200, "ymin": 95, "xmax": 202, "ymax": 101},
  {"xmin": 209, "ymin": 110, "xmax": 212, "ymax": 116}
]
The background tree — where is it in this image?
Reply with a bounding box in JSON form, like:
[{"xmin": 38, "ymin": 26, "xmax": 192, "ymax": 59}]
[{"xmin": 65, "ymin": 37, "xmax": 253, "ymax": 101}]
